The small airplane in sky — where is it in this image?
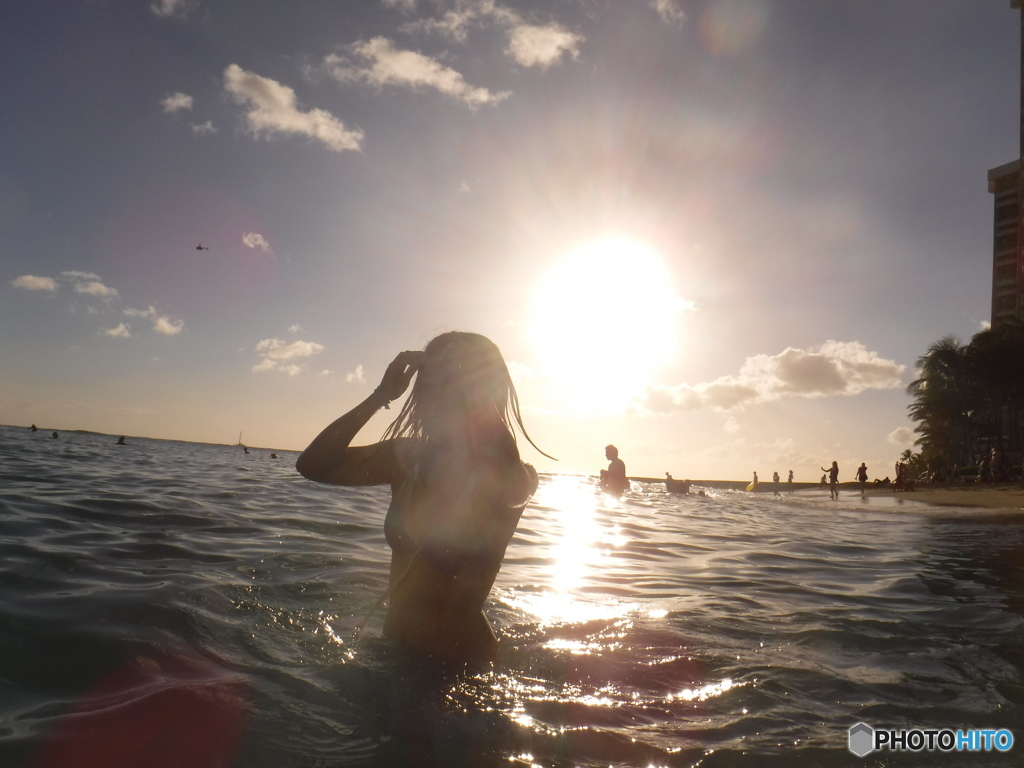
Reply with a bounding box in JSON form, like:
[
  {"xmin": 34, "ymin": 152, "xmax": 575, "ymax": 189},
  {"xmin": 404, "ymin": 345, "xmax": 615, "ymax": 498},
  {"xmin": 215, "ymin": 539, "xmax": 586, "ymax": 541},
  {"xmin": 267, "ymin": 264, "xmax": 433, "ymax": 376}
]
[{"xmin": 196, "ymin": 243, "xmax": 210, "ymax": 251}]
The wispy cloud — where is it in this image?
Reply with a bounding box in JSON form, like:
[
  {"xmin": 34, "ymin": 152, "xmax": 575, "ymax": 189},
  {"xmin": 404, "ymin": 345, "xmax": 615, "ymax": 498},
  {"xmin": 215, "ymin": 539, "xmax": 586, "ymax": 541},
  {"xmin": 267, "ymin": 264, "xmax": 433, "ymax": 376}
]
[
  {"xmin": 124, "ymin": 306, "xmax": 185, "ymax": 336},
  {"xmin": 323, "ymin": 38, "xmax": 510, "ymax": 108},
  {"xmin": 191, "ymin": 121, "xmax": 217, "ymax": 135},
  {"xmin": 15, "ymin": 271, "xmax": 184, "ymax": 337},
  {"xmin": 224, "ymin": 64, "xmax": 364, "ymax": 152},
  {"xmin": 651, "ymin": 0, "xmax": 686, "ymax": 27},
  {"xmin": 101, "ymin": 323, "xmax": 132, "ymax": 338},
  {"xmin": 345, "ymin": 364, "xmax": 366, "ymax": 383},
  {"xmin": 161, "ymin": 92, "xmax": 194, "ymax": 113},
  {"xmin": 242, "ymin": 232, "xmax": 271, "ymax": 252},
  {"xmin": 69, "ymin": 276, "xmax": 118, "ymax": 298},
  {"xmin": 887, "ymin": 427, "xmax": 915, "ymax": 445},
  {"xmin": 644, "ymin": 341, "xmax": 905, "ymax": 413},
  {"xmin": 252, "ymin": 337, "xmax": 325, "ymax": 375},
  {"xmin": 150, "ymin": 0, "xmax": 194, "ymax": 19},
  {"xmin": 400, "ymin": 1, "xmax": 518, "ymax": 43},
  {"xmin": 12, "ymin": 275, "xmax": 57, "ymax": 291},
  {"xmin": 506, "ymin": 22, "xmax": 582, "ymax": 69},
  {"xmin": 398, "ymin": 1, "xmax": 583, "ymax": 70}
]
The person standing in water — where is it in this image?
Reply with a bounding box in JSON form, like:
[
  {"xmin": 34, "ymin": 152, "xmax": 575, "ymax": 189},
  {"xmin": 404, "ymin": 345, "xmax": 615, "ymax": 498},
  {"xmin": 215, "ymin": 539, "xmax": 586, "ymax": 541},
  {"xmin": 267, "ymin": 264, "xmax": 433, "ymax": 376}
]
[
  {"xmin": 296, "ymin": 332, "xmax": 546, "ymax": 664},
  {"xmin": 772, "ymin": 471, "xmax": 780, "ymax": 496},
  {"xmin": 600, "ymin": 444, "xmax": 630, "ymax": 496},
  {"xmin": 856, "ymin": 463, "xmax": 868, "ymax": 493},
  {"xmin": 821, "ymin": 460, "xmax": 840, "ymax": 499},
  {"xmin": 787, "ymin": 470, "xmax": 794, "ymax": 493}
]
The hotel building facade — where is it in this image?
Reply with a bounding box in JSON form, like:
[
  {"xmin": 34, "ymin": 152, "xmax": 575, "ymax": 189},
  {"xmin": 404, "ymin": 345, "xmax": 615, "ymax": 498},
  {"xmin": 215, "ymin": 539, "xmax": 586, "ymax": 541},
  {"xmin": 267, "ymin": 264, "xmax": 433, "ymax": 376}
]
[{"xmin": 987, "ymin": 1, "xmax": 1024, "ymax": 327}]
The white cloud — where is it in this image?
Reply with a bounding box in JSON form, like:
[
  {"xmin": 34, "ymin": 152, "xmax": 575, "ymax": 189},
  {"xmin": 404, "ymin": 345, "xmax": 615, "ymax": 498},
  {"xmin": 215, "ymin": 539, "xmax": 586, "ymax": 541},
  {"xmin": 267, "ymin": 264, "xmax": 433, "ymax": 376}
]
[
  {"xmin": 12, "ymin": 275, "xmax": 57, "ymax": 291},
  {"xmin": 124, "ymin": 306, "xmax": 184, "ymax": 336},
  {"xmin": 150, "ymin": 0, "xmax": 194, "ymax": 18},
  {"xmin": 72, "ymin": 280, "xmax": 118, "ymax": 298},
  {"xmin": 253, "ymin": 337, "xmax": 325, "ymax": 375},
  {"xmin": 651, "ymin": 0, "xmax": 687, "ymax": 27},
  {"xmin": 161, "ymin": 92, "xmax": 193, "ymax": 113},
  {"xmin": 191, "ymin": 121, "xmax": 217, "ymax": 135},
  {"xmin": 887, "ymin": 427, "xmax": 916, "ymax": 445},
  {"xmin": 644, "ymin": 341, "xmax": 905, "ymax": 414},
  {"xmin": 56, "ymin": 271, "xmax": 118, "ymax": 298},
  {"xmin": 319, "ymin": 369, "xmax": 334, "ymax": 377},
  {"xmin": 242, "ymin": 232, "xmax": 271, "ymax": 251},
  {"xmin": 324, "ymin": 38, "xmax": 510, "ymax": 108},
  {"xmin": 101, "ymin": 323, "xmax": 132, "ymax": 338},
  {"xmin": 289, "ymin": 324, "xmax": 303, "ymax": 333},
  {"xmin": 507, "ymin": 23, "xmax": 582, "ymax": 69},
  {"xmin": 153, "ymin": 316, "xmax": 184, "ymax": 335},
  {"xmin": 400, "ymin": 1, "xmax": 519, "ymax": 42},
  {"xmin": 346, "ymin": 364, "xmax": 366, "ymax": 383},
  {"xmin": 223, "ymin": 64, "xmax": 364, "ymax": 152}
]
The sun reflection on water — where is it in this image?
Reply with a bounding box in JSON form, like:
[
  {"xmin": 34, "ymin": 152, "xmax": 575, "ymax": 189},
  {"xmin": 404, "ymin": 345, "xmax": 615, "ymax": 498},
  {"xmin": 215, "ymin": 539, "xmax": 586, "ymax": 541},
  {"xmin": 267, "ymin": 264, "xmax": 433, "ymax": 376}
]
[{"xmin": 508, "ymin": 475, "xmax": 635, "ymax": 626}]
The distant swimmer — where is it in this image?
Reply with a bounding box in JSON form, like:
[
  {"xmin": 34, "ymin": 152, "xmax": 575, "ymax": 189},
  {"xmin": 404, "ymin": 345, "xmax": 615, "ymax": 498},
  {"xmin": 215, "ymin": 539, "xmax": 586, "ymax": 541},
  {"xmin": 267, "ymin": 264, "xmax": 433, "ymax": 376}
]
[
  {"xmin": 30, "ymin": 424, "xmax": 38, "ymax": 432},
  {"xmin": 52, "ymin": 431, "xmax": 59, "ymax": 439},
  {"xmin": 117, "ymin": 436, "xmax": 126, "ymax": 445},
  {"xmin": 599, "ymin": 444, "xmax": 630, "ymax": 497},
  {"xmin": 270, "ymin": 453, "xmax": 277, "ymax": 459},
  {"xmin": 196, "ymin": 243, "xmax": 210, "ymax": 251}
]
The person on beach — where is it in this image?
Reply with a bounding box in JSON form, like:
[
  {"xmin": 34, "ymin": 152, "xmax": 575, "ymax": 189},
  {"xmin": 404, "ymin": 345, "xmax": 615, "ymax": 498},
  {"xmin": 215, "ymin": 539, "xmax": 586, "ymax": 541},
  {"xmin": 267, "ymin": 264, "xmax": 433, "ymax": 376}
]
[
  {"xmin": 296, "ymin": 332, "xmax": 544, "ymax": 664},
  {"xmin": 600, "ymin": 444, "xmax": 630, "ymax": 496},
  {"xmin": 856, "ymin": 463, "xmax": 868, "ymax": 493},
  {"xmin": 787, "ymin": 470, "xmax": 794, "ymax": 493},
  {"xmin": 821, "ymin": 461, "xmax": 839, "ymax": 499}
]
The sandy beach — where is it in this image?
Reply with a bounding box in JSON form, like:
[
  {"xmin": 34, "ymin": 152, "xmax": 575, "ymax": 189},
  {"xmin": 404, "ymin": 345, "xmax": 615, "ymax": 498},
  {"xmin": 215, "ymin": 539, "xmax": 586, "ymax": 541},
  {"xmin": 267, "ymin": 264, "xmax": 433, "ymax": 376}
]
[{"xmin": 864, "ymin": 483, "xmax": 1024, "ymax": 511}]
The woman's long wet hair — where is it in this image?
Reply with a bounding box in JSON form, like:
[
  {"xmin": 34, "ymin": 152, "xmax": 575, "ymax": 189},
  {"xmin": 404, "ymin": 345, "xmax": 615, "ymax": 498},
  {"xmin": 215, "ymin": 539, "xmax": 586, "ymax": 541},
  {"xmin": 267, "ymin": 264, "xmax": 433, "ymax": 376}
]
[{"xmin": 381, "ymin": 332, "xmax": 553, "ymax": 460}]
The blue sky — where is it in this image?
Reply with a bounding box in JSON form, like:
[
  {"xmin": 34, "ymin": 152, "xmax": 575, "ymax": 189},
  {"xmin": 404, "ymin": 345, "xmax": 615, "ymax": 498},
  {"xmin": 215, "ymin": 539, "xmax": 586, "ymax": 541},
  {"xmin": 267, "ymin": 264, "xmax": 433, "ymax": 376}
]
[{"xmin": 1, "ymin": 0, "xmax": 1020, "ymax": 480}]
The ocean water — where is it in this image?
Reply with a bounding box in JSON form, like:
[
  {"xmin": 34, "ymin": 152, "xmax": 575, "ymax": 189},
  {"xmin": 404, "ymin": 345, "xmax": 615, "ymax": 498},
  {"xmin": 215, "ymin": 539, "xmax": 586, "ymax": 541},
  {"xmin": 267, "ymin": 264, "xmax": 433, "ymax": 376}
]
[{"xmin": 0, "ymin": 425, "xmax": 1022, "ymax": 768}]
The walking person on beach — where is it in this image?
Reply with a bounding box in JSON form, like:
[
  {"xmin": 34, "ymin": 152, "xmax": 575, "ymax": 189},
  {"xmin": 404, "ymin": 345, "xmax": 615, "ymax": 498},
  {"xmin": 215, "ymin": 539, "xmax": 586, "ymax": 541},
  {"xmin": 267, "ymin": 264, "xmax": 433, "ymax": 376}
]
[
  {"xmin": 296, "ymin": 332, "xmax": 547, "ymax": 664},
  {"xmin": 856, "ymin": 463, "xmax": 868, "ymax": 493},
  {"xmin": 821, "ymin": 460, "xmax": 840, "ymax": 499}
]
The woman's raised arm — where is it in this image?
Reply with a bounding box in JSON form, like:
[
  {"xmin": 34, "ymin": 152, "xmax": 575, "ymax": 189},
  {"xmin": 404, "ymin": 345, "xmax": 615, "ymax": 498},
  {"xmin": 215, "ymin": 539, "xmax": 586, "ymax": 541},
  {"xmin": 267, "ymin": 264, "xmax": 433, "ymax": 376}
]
[{"xmin": 295, "ymin": 351, "xmax": 422, "ymax": 486}]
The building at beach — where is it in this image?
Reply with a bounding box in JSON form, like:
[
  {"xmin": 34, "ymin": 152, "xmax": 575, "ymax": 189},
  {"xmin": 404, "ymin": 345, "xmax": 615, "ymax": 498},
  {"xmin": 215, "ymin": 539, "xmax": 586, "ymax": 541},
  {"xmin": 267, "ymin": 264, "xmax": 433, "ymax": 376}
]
[{"xmin": 987, "ymin": 1, "xmax": 1024, "ymax": 327}]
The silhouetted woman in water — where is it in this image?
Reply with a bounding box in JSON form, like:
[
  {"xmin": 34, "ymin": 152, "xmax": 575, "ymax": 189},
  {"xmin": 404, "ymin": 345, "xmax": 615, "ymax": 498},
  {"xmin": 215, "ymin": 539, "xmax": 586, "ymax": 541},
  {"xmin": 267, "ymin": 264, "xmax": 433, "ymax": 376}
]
[{"xmin": 296, "ymin": 332, "xmax": 546, "ymax": 664}]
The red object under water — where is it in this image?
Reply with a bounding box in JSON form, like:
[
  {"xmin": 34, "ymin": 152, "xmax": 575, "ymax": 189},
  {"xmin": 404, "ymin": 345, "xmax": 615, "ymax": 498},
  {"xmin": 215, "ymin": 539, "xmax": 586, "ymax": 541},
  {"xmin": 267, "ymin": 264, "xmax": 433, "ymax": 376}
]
[{"xmin": 31, "ymin": 649, "xmax": 248, "ymax": 768}]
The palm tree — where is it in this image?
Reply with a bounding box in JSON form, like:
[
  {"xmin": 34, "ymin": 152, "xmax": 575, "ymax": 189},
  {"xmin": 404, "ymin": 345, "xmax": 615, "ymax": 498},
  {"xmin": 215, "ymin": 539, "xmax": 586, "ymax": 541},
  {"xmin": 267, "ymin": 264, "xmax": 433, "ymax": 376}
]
[{"xmin": 907, "ymin": 336, "xmax": 976, "ymax": 469}]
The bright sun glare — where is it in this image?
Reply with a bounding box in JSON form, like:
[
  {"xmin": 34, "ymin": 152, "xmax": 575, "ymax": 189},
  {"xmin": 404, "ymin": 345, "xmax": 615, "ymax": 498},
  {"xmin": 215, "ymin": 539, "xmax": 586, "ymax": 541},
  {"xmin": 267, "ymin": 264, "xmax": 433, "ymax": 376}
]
[{"xmin": 528, "ymin": 236, "xmax": 685, "ymax": 412}]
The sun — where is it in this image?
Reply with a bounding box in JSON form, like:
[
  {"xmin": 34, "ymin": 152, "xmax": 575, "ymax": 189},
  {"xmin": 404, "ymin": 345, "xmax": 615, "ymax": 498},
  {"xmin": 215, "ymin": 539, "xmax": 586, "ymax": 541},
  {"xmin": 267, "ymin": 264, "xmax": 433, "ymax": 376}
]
[{"xmin": 527, "ymin": 236, "xmax": 686, "ymax": 412}]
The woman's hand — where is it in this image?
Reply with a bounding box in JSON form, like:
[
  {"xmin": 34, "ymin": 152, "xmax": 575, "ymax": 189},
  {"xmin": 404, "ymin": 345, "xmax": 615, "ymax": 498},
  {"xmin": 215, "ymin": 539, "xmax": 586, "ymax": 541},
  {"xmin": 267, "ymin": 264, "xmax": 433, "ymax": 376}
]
[{"xmin": 377, "ymin": 351, "xmax": 424, "ymax": 402}]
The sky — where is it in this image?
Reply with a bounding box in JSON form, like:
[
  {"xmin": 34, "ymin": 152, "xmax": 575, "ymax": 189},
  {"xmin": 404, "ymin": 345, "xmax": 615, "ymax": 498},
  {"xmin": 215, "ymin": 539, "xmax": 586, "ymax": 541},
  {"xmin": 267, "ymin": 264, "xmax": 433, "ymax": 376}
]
[{"xmin": 1, "ymin": 0, "xmax": 1020, "ymax": 481}]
